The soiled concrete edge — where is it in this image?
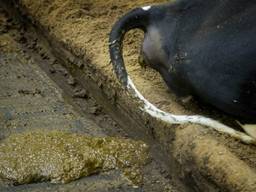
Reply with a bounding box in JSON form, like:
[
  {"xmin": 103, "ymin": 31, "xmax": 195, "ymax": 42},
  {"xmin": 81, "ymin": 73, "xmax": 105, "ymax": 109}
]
[{"xmin": 7, "ymin": 1, "xmax": 256, "ymax": 191}]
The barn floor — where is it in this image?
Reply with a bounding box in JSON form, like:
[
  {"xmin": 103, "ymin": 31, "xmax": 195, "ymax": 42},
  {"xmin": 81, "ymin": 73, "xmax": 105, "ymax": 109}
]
[
  {"xmin": 1, "ymin": 0, "xmax": 256, "ymax": 191},
  {"xmin": 0, "ymin": 7, "xmax": 179, "ymax": 192}
]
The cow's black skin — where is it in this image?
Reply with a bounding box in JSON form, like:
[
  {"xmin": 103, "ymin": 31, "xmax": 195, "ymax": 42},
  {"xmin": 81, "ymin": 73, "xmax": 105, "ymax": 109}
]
[{"xmin": 109, "ymin": 0, "xmax": 256, "ymax": 124}]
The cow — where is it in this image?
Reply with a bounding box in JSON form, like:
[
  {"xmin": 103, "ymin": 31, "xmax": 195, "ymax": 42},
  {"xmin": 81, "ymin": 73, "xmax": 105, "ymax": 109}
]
[{"xmin": 109, "ymin": 0, "xmax": 256, "ymax": 143}]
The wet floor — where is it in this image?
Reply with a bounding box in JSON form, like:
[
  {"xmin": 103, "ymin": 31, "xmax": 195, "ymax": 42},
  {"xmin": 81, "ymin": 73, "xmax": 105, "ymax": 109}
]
[{"xmin": 0, "ymin": 6, "xmax": 180, "ymax": 192}]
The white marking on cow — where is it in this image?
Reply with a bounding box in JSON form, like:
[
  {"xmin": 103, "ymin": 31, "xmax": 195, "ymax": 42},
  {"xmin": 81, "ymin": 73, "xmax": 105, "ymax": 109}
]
[
  {"xmin": 142, "ymin": 6, "xmax": 151, "ymax": 11},
  {"xmin": 126, "ymin": 76, "xmax": 256, "ymax": 144},
  {"xmin": 109, "ymin": 39, "xmax": 118, "ymax": 46}
]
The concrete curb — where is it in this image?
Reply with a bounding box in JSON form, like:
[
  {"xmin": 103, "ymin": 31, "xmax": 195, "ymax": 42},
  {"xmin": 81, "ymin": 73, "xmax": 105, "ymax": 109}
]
[{"xmin": 8, "ymin": 1, "xmax": 256, "ymax": 191}]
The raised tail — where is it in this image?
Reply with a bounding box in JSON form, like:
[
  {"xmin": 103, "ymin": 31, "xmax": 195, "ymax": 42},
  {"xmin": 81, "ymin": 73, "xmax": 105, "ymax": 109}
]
[
  {"xmin": 109, "ymin": 5, "xmax": 256, "ymax": 145},
  {"xmin": 109, "ymin": 7, "xmax": 150, "ymax": 86}
]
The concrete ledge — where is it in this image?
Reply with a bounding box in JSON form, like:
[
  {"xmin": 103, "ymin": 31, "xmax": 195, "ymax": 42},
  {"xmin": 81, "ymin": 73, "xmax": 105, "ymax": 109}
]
[
  {"xmin": 7, "ymin": 0, "xmax": 256, "ymax": 191},
  {"xmin": 174, "ymin": 125, "xmax": 256, "ymax": 191}
]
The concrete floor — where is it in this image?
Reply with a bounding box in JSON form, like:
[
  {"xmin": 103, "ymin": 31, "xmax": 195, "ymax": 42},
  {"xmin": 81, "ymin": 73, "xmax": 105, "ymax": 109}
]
[
  {"xmin": 0, "ymin": 7, "xmax": 179, "ymax": 192},
  {"xmin": 0, "ymin": 16, "xmax": 139, "ymax": 192}
]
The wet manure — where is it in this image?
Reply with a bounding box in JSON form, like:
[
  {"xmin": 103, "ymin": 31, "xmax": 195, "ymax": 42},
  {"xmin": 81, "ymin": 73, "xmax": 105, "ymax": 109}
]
[{"xmin": 0, "ymin": 131, "xmax": 148, "ymax": 185}]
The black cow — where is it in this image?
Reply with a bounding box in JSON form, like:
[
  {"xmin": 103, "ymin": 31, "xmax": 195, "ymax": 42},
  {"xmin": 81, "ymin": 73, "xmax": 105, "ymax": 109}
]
[{"xmin": 109, "ymin": 0, "xmax": 256, "ymax": 138}]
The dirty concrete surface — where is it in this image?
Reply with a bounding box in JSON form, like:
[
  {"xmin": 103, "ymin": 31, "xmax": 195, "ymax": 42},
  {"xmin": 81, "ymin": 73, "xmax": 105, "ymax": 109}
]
[
  {"xmin": 13, "ymin": 0, "xmax": 256, "ymax": 169},
  {"xmin": 0, "ymin": 7, "xmax": 179, "ymax": 192},
  {"xmin": 1, "ymin": 0, "xmax": 256, "ymax": 191}
]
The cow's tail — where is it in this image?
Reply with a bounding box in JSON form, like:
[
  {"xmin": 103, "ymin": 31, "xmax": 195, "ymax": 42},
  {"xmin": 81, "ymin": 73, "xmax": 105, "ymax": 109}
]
[
  {"xmin": 109, "ymin": 6, "xmax": 256, "ymax": 145},
  {"xmin": 109, "ymin": 7, "xmax": 150, "ymax": 86}
]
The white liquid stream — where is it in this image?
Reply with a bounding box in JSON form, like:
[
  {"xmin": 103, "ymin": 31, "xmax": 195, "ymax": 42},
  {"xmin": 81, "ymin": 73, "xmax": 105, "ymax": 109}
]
[
  {"xmin": 142, "ymin": 6, "xmax": 151, "ymax": 11},
  {"xmin": 127, "ymin": 76, "xmax": 256, "ymax": 144}
]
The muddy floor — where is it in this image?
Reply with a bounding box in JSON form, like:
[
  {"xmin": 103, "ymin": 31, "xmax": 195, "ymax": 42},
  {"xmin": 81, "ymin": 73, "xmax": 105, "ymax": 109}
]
[
  {"xmin": 15, "ymin": 0, "xmax": 256, "ymax": 170},
  {"xmin": 0, "ymin": 7, "xmax": 180, "ymax": 192},
  {"xmin": 2, "ymin": 0, "xmax": 256, "ymax": 191}
]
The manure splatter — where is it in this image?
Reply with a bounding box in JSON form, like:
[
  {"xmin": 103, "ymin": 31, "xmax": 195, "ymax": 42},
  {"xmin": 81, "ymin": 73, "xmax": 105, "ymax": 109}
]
[{"xmin": 0, "ymin": 131, "xmax": 149, "ymax": 185}]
